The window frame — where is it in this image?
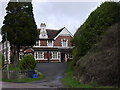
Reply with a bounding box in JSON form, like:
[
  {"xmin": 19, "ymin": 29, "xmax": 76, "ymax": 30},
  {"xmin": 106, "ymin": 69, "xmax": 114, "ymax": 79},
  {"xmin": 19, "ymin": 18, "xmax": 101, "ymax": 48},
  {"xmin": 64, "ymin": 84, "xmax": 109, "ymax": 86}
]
[
  {"xmin": 68, "ymin": 53, "xmax": 72, "ymax": 59},
  {"xmin": 61, "ymin": 39, "xmax": 68, "ymax": 47},
  {"xmin": 38, "ymin": 52, "xmax": 44, "ymax": 59},
  {"xmin": 35, "ymin": 40, "xmax": 40, "ymax": 46},
  {"xmin": 47, "ymin": 40, "xmax": 53, "ymax": 47},
  {"xmin": 34, "ymin": 52, "xmax": 44, "ymax": 60},
  {"xmin": 51, "ymin": 52, "xmax": 58, "ymax": 59}
]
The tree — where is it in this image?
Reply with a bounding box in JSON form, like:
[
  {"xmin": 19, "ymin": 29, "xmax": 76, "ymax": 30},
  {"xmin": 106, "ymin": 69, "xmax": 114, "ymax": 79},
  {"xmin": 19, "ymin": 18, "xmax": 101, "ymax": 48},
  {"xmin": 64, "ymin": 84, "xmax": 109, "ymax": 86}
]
[
  {"xmin": 0, "ymin": 53, "xmax": 5, "ymax": 68},
  {"xmin": 19, "ymin": 54, "xmax": 36, "ymax": 70},
  {"xmin": 72, "ymin": 2, "xmax": 119, "ymax": 62},
  {"xmin": 2, "ymin": 1, "xmax": 38, "ymax": 65}
]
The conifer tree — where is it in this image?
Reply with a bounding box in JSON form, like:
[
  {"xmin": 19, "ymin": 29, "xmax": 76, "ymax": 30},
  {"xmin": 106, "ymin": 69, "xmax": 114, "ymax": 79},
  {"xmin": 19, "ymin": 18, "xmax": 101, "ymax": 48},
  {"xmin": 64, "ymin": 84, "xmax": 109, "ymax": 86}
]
[{"xmin": 2, "ymin": 0, "xmax": 38, "ymax": 65}]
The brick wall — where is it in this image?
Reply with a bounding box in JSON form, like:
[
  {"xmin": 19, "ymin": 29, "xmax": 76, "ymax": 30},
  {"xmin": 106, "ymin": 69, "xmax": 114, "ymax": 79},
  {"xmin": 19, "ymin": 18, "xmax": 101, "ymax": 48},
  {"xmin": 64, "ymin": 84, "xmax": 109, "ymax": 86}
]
[
  {"xmin": 40, "ymin": 40, "xmax": 47, "ymax": 46},
  {"xmin": 54, "ymin": 36, "xmax": 72, "ymax": 46},
  {"xmin": 39, "ymin": 36, "xmax": 72, "ymax": 47}
]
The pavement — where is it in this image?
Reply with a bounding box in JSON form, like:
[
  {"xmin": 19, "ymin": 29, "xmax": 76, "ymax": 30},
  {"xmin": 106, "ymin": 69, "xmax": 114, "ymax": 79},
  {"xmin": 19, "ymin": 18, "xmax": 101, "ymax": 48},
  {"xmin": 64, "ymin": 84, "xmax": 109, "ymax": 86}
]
[{"xmin": 1, "ymin": 63, "xmax": 67, "ymax": 89}]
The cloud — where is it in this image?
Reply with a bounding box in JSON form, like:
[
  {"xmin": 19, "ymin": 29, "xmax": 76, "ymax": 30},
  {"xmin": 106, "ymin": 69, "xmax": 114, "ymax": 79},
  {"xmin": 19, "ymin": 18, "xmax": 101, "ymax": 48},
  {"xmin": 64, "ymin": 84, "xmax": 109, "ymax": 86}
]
[
  {"xmin": 33, "ymin": 2, "xmax": 102, "ymax": 34},
  {"xmin": 0, "ymin": 1, "xmax": 102, "ymax": 35}
]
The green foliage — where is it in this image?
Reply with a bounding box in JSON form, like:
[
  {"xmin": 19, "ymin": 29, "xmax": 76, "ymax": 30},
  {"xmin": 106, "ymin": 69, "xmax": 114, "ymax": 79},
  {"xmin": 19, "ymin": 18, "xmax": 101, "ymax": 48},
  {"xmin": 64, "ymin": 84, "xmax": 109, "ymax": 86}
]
[
  {"xmin": 10, "ymin": 55, "xmax": 14, "ymax": 64},
  {"xmin": 19, "ymin": 54, "xmax": 36, "ymax": 70},
  {"xmin": 63, "ymin": 62, "xmax": 114, "ymax": 88},
  {"xmin": 72, "ymin": 2, "xmax": 120, "ymax": 62},
  {"xmin": 9, "ymin": 64, "xmax": 20, "ymax": 71},
  {"xmin": 1, "ymin": 2, "xmax": 38, "ymax": 65},
  {"xmin": 2, "ymin": 73, "xmax": 44, "ymax": 83},
  {"xmin": 0, "ymin": 53, "xmax": 5, "ymax": 68},
  {"xmin": 2, "ymin": 2, "xmax": 38, "ymax": 46}
]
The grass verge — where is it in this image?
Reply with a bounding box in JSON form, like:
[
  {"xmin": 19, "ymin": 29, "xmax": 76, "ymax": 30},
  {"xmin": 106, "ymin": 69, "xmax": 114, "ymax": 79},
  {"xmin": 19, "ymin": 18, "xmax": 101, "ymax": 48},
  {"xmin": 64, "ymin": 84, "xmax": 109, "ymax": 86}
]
[
  {"xmin": 63, "ymin": 62, "xmax": 114, "ymax": 88},
  {"xmin": 2, "ymin": 72, "xmax": 45, "ymax": 83},
  {"xmin": 1, "ymin": 64, "xmax": 45, "ymax": 82}
]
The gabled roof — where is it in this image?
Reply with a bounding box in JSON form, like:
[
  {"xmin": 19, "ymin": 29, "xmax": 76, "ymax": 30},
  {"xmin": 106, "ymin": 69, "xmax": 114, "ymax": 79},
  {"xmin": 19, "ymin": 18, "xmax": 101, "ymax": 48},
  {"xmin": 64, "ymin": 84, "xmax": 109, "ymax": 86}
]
[
  {"xmin": 47, "ymin": 29, "xmax": 63, "ymax": 39},
  {"xmin": 54, "ymin": 27, "xmax": 73, "ymax": 40},
  {"xmin": 38, "ymin": 28, "xmax": 64, "ymax": 39}
]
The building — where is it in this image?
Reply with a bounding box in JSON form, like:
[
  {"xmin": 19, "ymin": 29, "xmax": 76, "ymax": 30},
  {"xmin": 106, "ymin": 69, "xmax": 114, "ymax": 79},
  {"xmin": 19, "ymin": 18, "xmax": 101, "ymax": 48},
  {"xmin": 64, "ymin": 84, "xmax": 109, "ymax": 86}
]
[
  {"xmin": 33, "ymin": 23, "xmax": 73, "ymax": 62},
  {"xmin": 0, "ymin": 23, "xmax": 73, "ymax": 63},
  {"xmin": 0, "ymin": 28, "xmax": 11, "ymax": 64},
  {"xmin": 0, "ymin": 41, "xmax": 11, "ymax": 64}
]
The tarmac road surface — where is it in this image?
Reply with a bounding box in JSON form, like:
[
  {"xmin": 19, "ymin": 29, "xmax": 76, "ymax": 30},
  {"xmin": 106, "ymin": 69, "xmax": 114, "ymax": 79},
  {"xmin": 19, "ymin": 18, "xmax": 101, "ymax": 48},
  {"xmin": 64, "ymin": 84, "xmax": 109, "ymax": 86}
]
[{"xmin": 2, "ymin": 63, "xmax": 67, "ymax": 88}]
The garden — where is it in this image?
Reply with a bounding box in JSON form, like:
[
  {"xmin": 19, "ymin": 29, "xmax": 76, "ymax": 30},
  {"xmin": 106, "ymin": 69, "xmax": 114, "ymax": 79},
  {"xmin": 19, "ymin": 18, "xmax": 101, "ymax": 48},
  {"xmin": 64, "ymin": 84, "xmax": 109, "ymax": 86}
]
[{"xmin": 0, "ymin": 54, "xmax": 44, "ymax": 82}]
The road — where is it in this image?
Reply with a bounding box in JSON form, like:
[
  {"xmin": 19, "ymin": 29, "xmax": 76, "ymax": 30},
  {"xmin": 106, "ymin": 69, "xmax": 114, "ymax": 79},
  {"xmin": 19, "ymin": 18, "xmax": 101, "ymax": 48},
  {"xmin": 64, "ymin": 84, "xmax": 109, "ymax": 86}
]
[{"xmin": 2, "ymin": 63, "xmax": 67, "ymax": 88}]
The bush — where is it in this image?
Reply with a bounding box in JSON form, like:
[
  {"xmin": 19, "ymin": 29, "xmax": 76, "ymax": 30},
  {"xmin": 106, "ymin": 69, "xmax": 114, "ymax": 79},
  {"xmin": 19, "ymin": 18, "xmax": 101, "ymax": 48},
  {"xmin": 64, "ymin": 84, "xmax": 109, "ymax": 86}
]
[
  {"xmin": 72, "ymin": 2, "xmax": 120, "ymax": 62},
  {"xmin": 0, "ymin": 53, "xmax": 5, "ymax": 68},
  {"xmin": 19, "ymin": 54, "xmax": 36, "ymax": 70}
]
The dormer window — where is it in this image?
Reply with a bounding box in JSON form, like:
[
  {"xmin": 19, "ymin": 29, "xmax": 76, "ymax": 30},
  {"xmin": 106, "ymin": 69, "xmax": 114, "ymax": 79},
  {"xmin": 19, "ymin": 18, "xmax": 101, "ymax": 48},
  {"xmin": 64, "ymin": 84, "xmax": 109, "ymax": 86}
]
[
  {"xmin": 42, "ymin": 34, "xmax": 46, "ymax": 37},
  {"xmin": 61, "ymin": 39, "xmax": 68, "ymax": 47},
  {"xmin": 48, "ymin": 40, "xmax": 53, "ymax": 47},
  {"xmin": 35, "ymin": 40, "xmax": 40, "ymax": 46},
  {"xmin": 39, "ymin": 23, "xmax": 48, "ymax": 38}
]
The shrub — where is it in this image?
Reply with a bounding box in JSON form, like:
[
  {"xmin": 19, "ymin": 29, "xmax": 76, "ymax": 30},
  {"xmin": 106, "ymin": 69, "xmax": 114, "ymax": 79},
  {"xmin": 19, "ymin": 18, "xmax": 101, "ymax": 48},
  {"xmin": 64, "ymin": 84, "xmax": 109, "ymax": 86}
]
[
  {"xmin": 0, "ymin": 53, "xmax": 5, "ymax": 68},
  {"xmin": 19, "ymin": 54, "xmax": 36, "ymax": 70},
  {"xmin": 72, "ymin": 2, "xmax": 120, "ymax": 62}
]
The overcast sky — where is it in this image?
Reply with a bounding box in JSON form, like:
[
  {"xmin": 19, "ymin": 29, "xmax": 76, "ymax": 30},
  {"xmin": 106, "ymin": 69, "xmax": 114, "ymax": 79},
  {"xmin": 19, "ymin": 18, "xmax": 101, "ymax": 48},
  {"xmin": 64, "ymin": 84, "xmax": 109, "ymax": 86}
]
[{"xmin": 0, "ymin": 0, "xmax": 115, "ymax": 41}]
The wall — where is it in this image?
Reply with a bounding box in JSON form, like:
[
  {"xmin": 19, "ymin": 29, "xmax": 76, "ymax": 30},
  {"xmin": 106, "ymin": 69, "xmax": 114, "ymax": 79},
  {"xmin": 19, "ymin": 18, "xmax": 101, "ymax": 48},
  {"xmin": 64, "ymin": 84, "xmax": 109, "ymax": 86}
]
[
  {"xmin": 54, "ymin": 36, "xmax": 72, "ymax": 46},
  {"xmin": 40, "ymin": 40, "xmax": 47, "ymax": 46}
]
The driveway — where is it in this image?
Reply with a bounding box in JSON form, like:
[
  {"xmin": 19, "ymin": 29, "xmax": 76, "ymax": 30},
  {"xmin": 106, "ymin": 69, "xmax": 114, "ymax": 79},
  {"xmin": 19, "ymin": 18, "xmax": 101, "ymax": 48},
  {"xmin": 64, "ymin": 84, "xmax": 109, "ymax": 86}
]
[{"xmin": 2, "ymin": 63, "xmax": 67, "ymax": 88}]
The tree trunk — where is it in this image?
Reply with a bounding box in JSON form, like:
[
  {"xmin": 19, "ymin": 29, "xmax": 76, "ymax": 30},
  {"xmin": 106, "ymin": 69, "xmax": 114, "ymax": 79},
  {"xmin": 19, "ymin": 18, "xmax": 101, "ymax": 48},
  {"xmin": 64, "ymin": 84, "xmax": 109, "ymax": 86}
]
[
  {"xmin": 13, "ymin": 45, "xmax": 20, "ymax": 67},
  {"xmin": 16, "ymin": 46, "xmax": 20, "ymax": 65}
]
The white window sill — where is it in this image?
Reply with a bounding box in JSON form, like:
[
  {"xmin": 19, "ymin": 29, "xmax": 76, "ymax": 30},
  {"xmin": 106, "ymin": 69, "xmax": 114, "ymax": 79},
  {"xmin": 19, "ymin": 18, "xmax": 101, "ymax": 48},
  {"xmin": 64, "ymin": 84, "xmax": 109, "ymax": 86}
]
[
  {"xmin": 48, "ymin": 46, "xmax": 53, "ymax": 47},
  {"xmin": 33, "ymin": 46, "xmax": 40, "ymax": 47},
  {"xmin": 36, "ymin": 58, "xmax": 47, "ymax": 60},
  {"xmin": 50, "ymin": 58, "xmax": 60, "ymax": 60}
]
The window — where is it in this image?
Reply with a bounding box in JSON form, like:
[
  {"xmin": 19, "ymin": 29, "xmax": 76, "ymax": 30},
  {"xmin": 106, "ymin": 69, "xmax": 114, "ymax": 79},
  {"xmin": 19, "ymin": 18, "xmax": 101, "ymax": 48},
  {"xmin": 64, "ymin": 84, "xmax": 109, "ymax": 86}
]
[
  {"xmin": 52, "ymin": 52, "xmax": 58, "ymax": 59},
  {"xmin": 68, "ymin": 53, "xmax": 72, "ymax": 59},
  {"xmin": 34, "ymin": 52, "xmax": 44, "ymax": 59},
  {"xmin": 42, "ymin": 34, "xmax": 46, "ymax": 37},
  {"xmin": 42, "ymin": 31, "xmax": 46, "ymax": 37},
  {"xmin": 48, "ymin": 40, "xmax": 53, "ymax": 46},
  {"xmin": 62, "ymin": 39, "xmax": 68, "ymax": 47},
  {"xmin": 35, "ymin": 40, "xmax": 40, "ymax": 46},
  {"xmin": 38, "ymin": 52, "xmax": 44, "ymax": 59}
]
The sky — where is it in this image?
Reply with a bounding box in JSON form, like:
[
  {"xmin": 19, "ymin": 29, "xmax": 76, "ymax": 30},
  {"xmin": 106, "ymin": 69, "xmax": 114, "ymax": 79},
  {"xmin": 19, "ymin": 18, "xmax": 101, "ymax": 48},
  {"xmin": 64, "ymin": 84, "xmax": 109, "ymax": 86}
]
[{"xmin": 0, "ymin": 0, "xmax": 117, "ymax": 41}]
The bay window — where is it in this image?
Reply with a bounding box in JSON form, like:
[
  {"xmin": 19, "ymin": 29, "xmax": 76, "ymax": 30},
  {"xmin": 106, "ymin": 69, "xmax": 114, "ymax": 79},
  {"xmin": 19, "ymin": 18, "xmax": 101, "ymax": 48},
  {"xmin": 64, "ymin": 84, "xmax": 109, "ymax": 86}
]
[{"xmin": 34, "ymin": 52, "xmax": 44, "ymax": 59}]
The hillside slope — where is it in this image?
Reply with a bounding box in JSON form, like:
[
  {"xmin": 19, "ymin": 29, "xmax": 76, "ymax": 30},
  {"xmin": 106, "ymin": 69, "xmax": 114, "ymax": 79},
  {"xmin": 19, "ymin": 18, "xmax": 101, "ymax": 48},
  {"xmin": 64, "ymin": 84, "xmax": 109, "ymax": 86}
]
[
  {"xmin": 75, "ymin": 23, "xmax": 120, "ymax": 87},
  {"xmin": 72, "ymin": 2, "xmax": 120, "ymax": 62}
]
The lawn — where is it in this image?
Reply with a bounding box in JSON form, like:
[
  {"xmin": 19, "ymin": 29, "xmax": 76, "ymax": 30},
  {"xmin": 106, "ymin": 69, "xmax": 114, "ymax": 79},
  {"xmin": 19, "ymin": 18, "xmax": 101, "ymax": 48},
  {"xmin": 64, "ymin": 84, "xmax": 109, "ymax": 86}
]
[
  {"xmin": 2, "ymin": 73, "xmax": 45, "ymax": 83},
  {"xmin": 2, "ymin": 64, "xmax": 45, "ymax": 83},
  {"xmin": 63, "ymin": 62, "xmax": 114, "ymax": 88}
]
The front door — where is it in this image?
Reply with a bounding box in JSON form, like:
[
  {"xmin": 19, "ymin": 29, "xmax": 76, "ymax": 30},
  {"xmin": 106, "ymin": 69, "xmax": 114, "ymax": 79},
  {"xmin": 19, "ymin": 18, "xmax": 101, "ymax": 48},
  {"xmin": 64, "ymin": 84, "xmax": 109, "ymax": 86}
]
[{"xmin": 61, "ymin": 53, "xmax": 65, "ymax": 62}]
